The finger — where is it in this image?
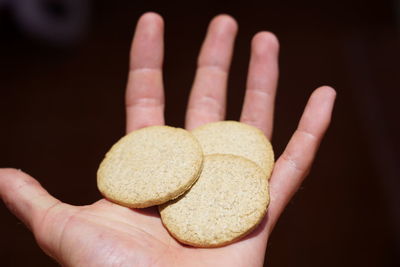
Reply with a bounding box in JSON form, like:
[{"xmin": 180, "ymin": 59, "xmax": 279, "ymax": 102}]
[
  {"xmin": 0, "ymin": 168, "xmax": 61, "ymax": 231},
  {"xmin": 240, "ymin": 31, "xmax": 279, "ymax": 139},
  {"xmin": 266, "ymin": 86, "xmax": 336, "ymax": 233},
  {"xmin": 185, "ymin": 14, "xmax": 238, "ymax": 130},
  {"xmin": 126, "ymin": 12, "xmax": 165, "ymax": 133}
]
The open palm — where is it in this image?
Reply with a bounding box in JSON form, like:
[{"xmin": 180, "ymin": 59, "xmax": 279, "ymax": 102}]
[{"xmin": 0, "ymin": 13, "xmax": 335, "ymax": 267}]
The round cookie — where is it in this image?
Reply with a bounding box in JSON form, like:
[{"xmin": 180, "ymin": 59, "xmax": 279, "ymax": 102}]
[
  {"xmin": 159, "ymin": 154, "xmax": 269, "ymax": 247},
  {"xmin": 97, "ymin": 126, "xmax": 203, "ymax": 208},
  {"xmin": 192, "ymin": 121, "xmax": 274, "ymax": 178}
]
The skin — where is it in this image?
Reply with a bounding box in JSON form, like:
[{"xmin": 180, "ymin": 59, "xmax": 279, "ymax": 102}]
[{"xmin": 0, "ymin": 13, "xmax": 336, "ymax": 267}]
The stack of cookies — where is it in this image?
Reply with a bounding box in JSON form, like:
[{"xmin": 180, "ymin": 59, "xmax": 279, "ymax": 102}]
[{"xmin": 97, "ymin": 121, "xmax": 274, "ymax": 247}]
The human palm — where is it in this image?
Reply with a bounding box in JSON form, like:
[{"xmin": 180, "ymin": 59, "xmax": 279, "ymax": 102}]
[{"xmin": 0, "ymin": 13, "xmax": 336, "ymax": 267}]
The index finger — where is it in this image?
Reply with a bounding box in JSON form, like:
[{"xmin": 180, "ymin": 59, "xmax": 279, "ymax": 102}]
[
  {"xmin": 240, "ymin": 32, "xmax": 279, "ymax": 139},
  {"xmin": 125, "ymin": 12, "xmax": 165, "ymax": 133}
]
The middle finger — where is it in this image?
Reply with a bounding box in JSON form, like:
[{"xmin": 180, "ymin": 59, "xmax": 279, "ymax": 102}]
[{"xmin": 185, "ymin": 15, "xmax": 238, "ymax": 130}]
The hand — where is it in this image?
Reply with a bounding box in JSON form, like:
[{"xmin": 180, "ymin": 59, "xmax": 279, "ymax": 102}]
[{"xmin": 0, "ymin": 13, "xmax": 336, "ymax": 266}]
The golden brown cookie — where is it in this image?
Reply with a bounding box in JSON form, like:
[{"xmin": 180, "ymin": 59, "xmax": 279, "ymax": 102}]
[
  {"xmin": 159, "ymin": 154, "xmax": 269, "ymax": 247},
  {"xmin": 192, "ymin": 121, "xmax": 274, "ymax": 178},
  {"xmin": 97, "ymin": 126, "xmax": 203, "ymax": 208}
]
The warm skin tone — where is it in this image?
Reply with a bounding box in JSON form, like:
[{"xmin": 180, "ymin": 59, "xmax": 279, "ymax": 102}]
[{"xmin": 0, "ymin": 13, "xmax": 336, "ymax": 267}]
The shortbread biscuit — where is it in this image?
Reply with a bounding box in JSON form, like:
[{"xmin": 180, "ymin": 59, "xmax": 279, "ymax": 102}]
[
  {"xmin": 192, "ymin": 121, "xmax": 274, "ymax": 177},
  {"xmin": 159, "ymin": 154, "xmax": 269, "ymax": 247},
  {"xmin": 97, "ymin": 126, "xmax": 203, "ymax": 208}
]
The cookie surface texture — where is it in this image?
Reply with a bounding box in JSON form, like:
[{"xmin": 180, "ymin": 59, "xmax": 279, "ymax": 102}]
[
  {"xmin": 159, "ymin": 154, "xmax": 269, "ymax": 247},
  {"xmin": 97, "ymin": 125, "xmax": 203, "ymax": 208},
  {"xmin": 192, "ymin": 121, "xmax": 274, "ymax": 177}
]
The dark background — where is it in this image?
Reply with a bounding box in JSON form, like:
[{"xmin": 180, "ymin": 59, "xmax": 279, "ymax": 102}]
[{"xmin": 1, "ymin": 0, "xmax": 399, "ymax": 266}]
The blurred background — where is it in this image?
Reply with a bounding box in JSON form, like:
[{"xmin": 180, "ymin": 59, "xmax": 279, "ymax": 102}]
[{"xmin": 1, "ymin": 0, "xmax": 399, "ymax": 266}]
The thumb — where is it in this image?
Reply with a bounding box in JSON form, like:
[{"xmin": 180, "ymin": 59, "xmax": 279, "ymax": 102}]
[
  {"xmin": 0, "ymin": 168, "xmax": 61, "ymax": 231},
  {"xmin": 0, "ymin": 168, "xmax": 79, "ymax": 263}
]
